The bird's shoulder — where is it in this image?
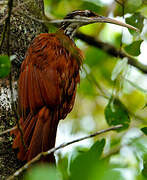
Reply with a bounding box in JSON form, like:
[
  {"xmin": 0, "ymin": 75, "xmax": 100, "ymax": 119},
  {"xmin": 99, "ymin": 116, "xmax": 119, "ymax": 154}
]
[{"xmin": 21, "ymin": 32, "xmax": 83, "ymax": 71}]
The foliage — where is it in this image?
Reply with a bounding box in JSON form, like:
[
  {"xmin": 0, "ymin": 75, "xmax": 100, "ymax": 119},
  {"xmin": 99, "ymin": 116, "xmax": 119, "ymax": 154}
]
[
  {"xmin": 41, "ymin": 0, "xmax": 147, "ymax": 179},
  {"xmin": 24, "ymin": 164, "xmax": 60, "ymax": 180},
  {"xmin": 1, "ymin": 0, "xmax": 147, "ymax": 179},
  {"xmin": 0, "ymin": 55, "xmax": 11, "ymax": 78},
  {"xmin": 124, "ymin": 40, "xmax": 143, "ymax": 56},
  {"xmin": 104, "ymin": 98, "xmax": 130, "ymax": 130},
  {"xmin": 69, "ymin": 139, "xmax": 105, "ymax": 180},
  {"xmin": 125, "ymin": 13, "xmax": 144, "ymax": 35},
  {"xmin": 141, "ymin": 127, "xmax": 147, "ymax": 136}
]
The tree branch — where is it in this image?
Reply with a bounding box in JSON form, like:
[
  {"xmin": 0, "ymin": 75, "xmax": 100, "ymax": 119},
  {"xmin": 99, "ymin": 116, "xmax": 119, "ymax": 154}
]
[
  {"xmin": 0, "ymin": 126, "xmax": 17, "ymax": 136},
  {"xmin": 12, "ymin": 9, "xmax": 147, "ymax": 73},
  {"xmin": 7, "ymin": 125, "xmax": 122, "ymax": 180},
  {"xmin": 76, "ymin": 32, "xmax": 147, "ymax": 73}
]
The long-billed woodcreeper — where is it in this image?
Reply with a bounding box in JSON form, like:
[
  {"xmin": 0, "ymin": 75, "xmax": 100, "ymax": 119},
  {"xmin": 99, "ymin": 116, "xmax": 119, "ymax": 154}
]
[{"xmin": 12, "ymin": 10, "xmax": 138, "ymax": 163}]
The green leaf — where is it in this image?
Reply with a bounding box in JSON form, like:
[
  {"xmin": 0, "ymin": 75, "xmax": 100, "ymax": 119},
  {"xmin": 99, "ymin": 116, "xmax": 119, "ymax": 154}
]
[
  {"xmin": 142, "ymin": 153, "xmax": 147, "ymax": 178},
  {"xmin": 104, "ymin": 98, "xmax": 130, "ymax": 130},
  {"xmin": 125, "ymin": 0, "xmax": 142, "ymax": 14},
  {"xmin": 0, "ymin": 55, "xmax": 11, "ymax": 78},
  {"xmin": 130, "ymin": 137, "xmax": 147, "ymax": 178},
  {"xmin": 114, "ymin": 34, "xmax": 122, "ymax": 48},
  {"xmin": 114, "ymin": 0, "xmax": 142, "ymax": 16},
  {"xmin": 89, "ymin": 139, "xmax": 106, "ymax": 159},
  {"xmin": 125, "ymin": 13, "xmax": 144, "ymax": 35},
  {"xmin": 69, "ymin": 139, "xmax": 126, "ymax": 180},
  {"xmin": 101, "ymin": 168, "xmax": 125, "ymax": 180},
  {"xmin": 111, "ymin": 58, "xmax": 128, "ymax": 81},
  {"xmin": 139, "ymin": 4, "xmax": 147, "ymax": 18},
  {"xmin": 80, "ymin": 1, "xmax": 105, "ymax": 15},
  {"xmin": 131, "ymin": 136, "xmax": 147, "ymax": 156},
  {"xmin": 57, "ymin": 155, "xmax": 69, "ymax": 180},
  {"xmin": 141, "ymin": 127, "xmax": 147, "ymax": 135},
  {"xmin": 124, "ymin": 40, "xmax": 143, "ymax": 56},
  {"xmin": 69, "ymin": 139, "xmax": 105, "ymax": 180},
  {"xmin": 24, "ymin": 164, "xmax": 60, "ymax": 180}
]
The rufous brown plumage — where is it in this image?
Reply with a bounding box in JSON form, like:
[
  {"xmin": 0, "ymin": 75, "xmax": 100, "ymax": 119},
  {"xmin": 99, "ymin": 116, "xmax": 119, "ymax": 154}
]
[
  {"xmin": 12, "ymin": 10, "xmax": 138, "ymax": 163},
  {"xmin": 12, "ymin": 32, "xmax": 83, "ymax": 162}
]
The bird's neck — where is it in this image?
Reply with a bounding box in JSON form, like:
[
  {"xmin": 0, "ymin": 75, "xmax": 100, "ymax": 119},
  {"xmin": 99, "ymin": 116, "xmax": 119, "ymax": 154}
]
[
  {"xmin": 59, "ymin": 23, "xmax": 79, "ymax": 40},
  {"xmin": 55, "ymin": 30, "xmax": 83, "ymax": 65}
]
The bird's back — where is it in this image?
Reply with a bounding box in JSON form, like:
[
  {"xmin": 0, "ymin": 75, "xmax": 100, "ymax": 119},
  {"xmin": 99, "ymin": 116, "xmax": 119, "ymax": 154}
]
[{"xmin": 12, "ymin": 32, "xmax": 83, "ymax": 162}]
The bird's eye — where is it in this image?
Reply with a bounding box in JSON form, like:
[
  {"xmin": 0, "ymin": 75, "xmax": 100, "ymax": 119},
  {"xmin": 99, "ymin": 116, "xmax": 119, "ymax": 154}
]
[
  {"xmin": 84, "ymin": 10, "xmax": 96, "ymax": 17},
  {"xmin": 85, "ymin": 10, "xmax": 91, "ymax": 16}
]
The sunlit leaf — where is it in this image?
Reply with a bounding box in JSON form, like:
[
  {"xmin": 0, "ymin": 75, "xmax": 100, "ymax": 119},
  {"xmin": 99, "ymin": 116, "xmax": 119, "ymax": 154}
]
[
  {"xmin": 122, "ymin": 90, "xmax": 146, "ymax": 112},
  {"xmin": 142, "ymin": 153, "xmax": 147, "ymax": 178},
  {"xmin": 125, "ymin": 13, "xmax": 144, "ymax": 35},
  {"xmin": 111, "ymin": 58, "xmax": 128, "ymax": 81},
  {"xmin": 129, "ymin": 136, "xmax": 147, "ymax": 178},
  {"xmin": 114, "ymin": 34, "xmax": 122, "ymax": 48},
  {"xmin": 43, "ymin": 0, "xmax": 52, "ymax": 17},
  {"xmin": 139, "ymin": 5, "xmax": 147, "ymax": 18},
  {"xmin": 89, "ymin": 139, "xmax": 105, "ymax": 159},
  {"xmin": 69, "ymin": 139, "xmax": 105, "ymax": 180},
  {"xmin": 131, "ymin": 136, "xmax": 147, "ymax": 156},
  {"xmin": 143, "ymin": 103, "xmax": 147, "ymax": 109},
  {"xmin": 114, "ymin": 0, "xmax": 142, "ymax": 16},
  {"xmin": 24, "ymin": 164, "xmax": 60, "ymax": 180},
  {"xmin": 124, "ymin": 40, "xmax": 143, "ymax": 56},
  {"xmin": 57, "ymin": 155, "xmax": 69, "ymax": 180},
  {"xmin": 81, "ymin": 0, "xmax": 103, "ymax": 7},
  {"xmin": 141, "ymin": 127, "xmax": 147, "ymax": 136},
  {"xmin": 80, "ymin": 1, "xmax": 105, "ymax": 15},
  {"xmin": 69, "ymin": 138, "xmax": 126, "ymax": 180},
  {"xmin": 131, "ymin": 136, "xmax": 147, "ymax": 178},
  {"xmin": 0, "ymin": 55, "xmax": 11, "ymax": 78},
  {"xmin": 125, "ymin": 0, "xmax": 142, "ymax": 14},
  {"xmin": 101, "ymin": 168, "xmax": 125, "ymax": 180},
  {"xmin": 104, "ymin": 98, "xmax": 130, "ymax": 130},
  {"xmin": 113, "ymin": 3, "xmax": 123, "ymax": 17}
]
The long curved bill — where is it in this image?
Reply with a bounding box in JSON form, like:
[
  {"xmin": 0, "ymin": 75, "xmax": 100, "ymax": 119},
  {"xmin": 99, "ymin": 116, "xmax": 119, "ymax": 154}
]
[{"xmin": 88, "ymin": 16, "xmax": 139, "ymax": 32}]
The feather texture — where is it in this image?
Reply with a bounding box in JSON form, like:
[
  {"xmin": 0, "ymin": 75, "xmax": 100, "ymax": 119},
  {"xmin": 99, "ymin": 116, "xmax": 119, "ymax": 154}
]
[{"xmin": 12, "ymin": 32, "xmax": 83, "ymax": 162}]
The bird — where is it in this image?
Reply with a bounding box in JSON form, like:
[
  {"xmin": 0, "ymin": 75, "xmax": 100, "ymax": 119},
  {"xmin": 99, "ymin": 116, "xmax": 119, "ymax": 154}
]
[{"xmin": 11, "ymin": 10, "xmax": 138, "ymax": 163}]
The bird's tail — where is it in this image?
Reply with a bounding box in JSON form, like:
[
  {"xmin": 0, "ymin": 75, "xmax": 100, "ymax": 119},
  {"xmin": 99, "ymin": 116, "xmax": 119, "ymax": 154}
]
[{"xmin": 12, "ymin": 106, "xmax": 59, "ymax": 163}]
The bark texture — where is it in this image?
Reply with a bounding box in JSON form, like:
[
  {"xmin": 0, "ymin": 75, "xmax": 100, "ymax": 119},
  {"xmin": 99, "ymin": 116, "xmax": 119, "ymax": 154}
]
[{"xmin": 0, "ymin": 0, "xmax": 48, "ymax": 178}]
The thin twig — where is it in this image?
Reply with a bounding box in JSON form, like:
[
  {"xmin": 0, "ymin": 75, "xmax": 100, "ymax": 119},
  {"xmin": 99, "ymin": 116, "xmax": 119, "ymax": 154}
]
[
  {"xmin": 7, "ymin": 125, "xmax": 123, "ymax": 180},
  {"xmin": 0, "ymin": 126, "xmax": 17, "ymax": 136},
  {"xmin": 17, "ymin": 10, "xmax": 107, "ymax": 24}
]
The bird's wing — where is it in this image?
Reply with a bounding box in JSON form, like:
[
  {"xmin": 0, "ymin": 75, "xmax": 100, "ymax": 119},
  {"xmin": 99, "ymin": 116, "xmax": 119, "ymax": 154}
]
[
  {"xmin": 18, "ymin": 33, "xmax": 83, "ymax": 117},
  {"xmin": 19, "ymin": 34, "xmax": 64, "ymax": 115}
]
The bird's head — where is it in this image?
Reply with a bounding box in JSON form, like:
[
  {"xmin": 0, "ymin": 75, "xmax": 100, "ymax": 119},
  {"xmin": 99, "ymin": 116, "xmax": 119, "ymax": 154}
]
[{"xmin": 59, "ymin": 10, "xmax": 138, "ymax": 39}]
